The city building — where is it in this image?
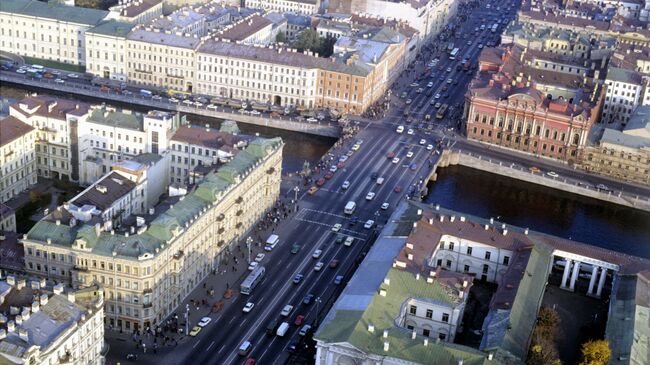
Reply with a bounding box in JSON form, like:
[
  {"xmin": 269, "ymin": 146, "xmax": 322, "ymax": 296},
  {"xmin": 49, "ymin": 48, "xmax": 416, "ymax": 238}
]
[
  {"xmin": 8, "ymin": 96, "xmax": 91, "ymax": 181},
  {"xmin": 77, "ymin": 106, "xmax": 181, "ymax": 185},
  {"xmin": 282, "ymin": 13, "xmax": 311, "ymax": 40},
  {"xmin": 216, "ymin": 14, "xmax": 274, "ymax": 45},
  {"xmin": 464, "ymin": 45, "xmax": 604, "ymax": 163},
  {"xmin": 0, "ymin": 203, "xmax": 15, "ymax": 233},
  {"xmin": 0, "ymin": 0, "xmax": 109, "ymax": 66},
  {"xmin": 108, "ymin": 0, "xmax": 164, "ymax": 24},
  {"xmin": 85, "ymin": 20, "xmax": 135, "ymax": 81},
  {"xmin": 0, "ymin": 115, "xmax": 37, "ymax": 204},
  {"xmin": 0, "ymin": 278, "xmax": 105, "ymax": 365},
  {"xmin": 245, "ymin": 0, "xmax": 321, "ymax": 15},
  {"xmin": 582, "ymin": 105, "xmax": 650, "ymax": 185},
  {"xmin": 169, "ymin": 122, "xmax": 251, "ymax": 185},
  {"xmin": 0, "ymin": 231, "xmax": 23, "ymax": 275},
  {"xmin": 317, "ymin": 202, "xmax": 650, "ymax": 364},
  {"xmin": 20, "ymin": 137, "xmax": 283, "ymax": 332}
]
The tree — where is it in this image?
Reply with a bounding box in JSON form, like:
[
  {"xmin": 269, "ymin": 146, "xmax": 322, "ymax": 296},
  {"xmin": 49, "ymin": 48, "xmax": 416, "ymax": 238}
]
[
  {"xmin": 29, "ymin": 191, "xmax": 42, "ymax": 204},
  {"xmin": 527, "ymin": 307, "xmax": 562, "ymax": 365},
  {"xmin": 293, "ymin": 29, "xmax": 321, "ymax": 53},
  {"xmin": 275, "ymin": 32, "xmax": 286, "ymax": 44},
  {"xmin": 318, "ymin": 35, "xmax": 337, "ymax": 58},
  {"xmin": 579, "ymin": 340, "xmax": 611, "ymax": 365}
]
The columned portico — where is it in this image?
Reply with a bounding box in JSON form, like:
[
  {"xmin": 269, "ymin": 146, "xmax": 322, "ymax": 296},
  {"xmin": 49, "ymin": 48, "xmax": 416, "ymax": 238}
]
[
  {"xmin": 554, "ymin": 250, "xmax": 618, "ymax": 297},
  {"xmin": 560, "ymin": 259, "xmax": 572, "ymax": 289},
  {"xmin": 587, "ymin": 266, "xmax": 599, "ymax": 295},
  {"xmin": 596, "ymin": 268, "xmax": 607, "ymax": 298},
  {"xmin": 569, "ymin": 261, "xmax": 581, "ymax": 291}
]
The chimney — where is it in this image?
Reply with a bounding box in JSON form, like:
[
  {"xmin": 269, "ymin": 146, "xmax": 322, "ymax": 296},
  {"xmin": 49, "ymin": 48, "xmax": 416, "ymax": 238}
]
[
  {"xmin": 488, "ymin": 353, "xmax": 494, "ymax": 360},
  {"xmin": 407, "ymin": 253, "xmax": 413, "ymax": 260},
  {"xmin": 39, "ymin": 278, "xmax": 46, "ymax": 288},
  {"xmin": 484, "ymin": 224, "xmax": 489, "ymax": 230},
  {"xmin": 416, "ymin": 273, "xmax": 420, "ymax": 280},
  {"xmin": 368, "ymin": 324, "xmax": 375, "ymax": 333},
  {"xmin": 439, "ymin": 215, "xmax": 444, "ymax": 222},
  {"xmin": 417, "ymin": 209, "xmax": 422, "ymax": 215},
  {"xmin": 15, "ymin": 315, "xmax": 22, "ymax": 325},
  {"xmin": 21, "ymin": 308, "xmax": 30, "ymax": 320},
  {"xmin": 459, "ymin": 290, "xmax": 465, "ymax": 299},
  {"xmin": 383, "ymin": 278, "xmax": 390, "ymax": 285},
  {"xmin": 6, "ymin": 321, "xmax": 15, "ymax": 333},
  {"xmin": 55, "ymin": 220, "xmax": 61, "ymax": 226},
  {"xmin": 450, "ymin": 216, "xmax": 456, "ymax": 222},
  {"xmin": 460, "ymin": 216, "xmax": 466, "ymax": 222},
  {"xmin": 18, "ymin": 328, "xmax": 29, "ymax": 342},
  {"xmin": 67, "ymin": 292, "xmax": 76, "ymax": 304},
  {"xmin": 40, "ymin": 294, "xmax": 49, "ymax": 306},
  {"xmin": 31, "ymin": 301, "xmax": 39, "ymax": 313},
  {"xmin": 16, "ymin": 279, "xmax": 25, "ymax": 290},
  {"xmin": 428, "ymin": 218, "xmax": 434, "ymax": 224},
  {"xmin": 503, "ymin": 229, "xmax": 508, "ymax": 236},
  {"xmin": 383, "ymin": 329, "xmax": 388, "ymax": 338},
  {"xmin": 6, "ymin": 276, "xmax": 15, "ymax": 286},
  {"xmin": 53, "ymin": 284, "xmax": 64, "ymax": 295},
  {"xmin": 490, "ymin": 218, "xmax": 494, "ymax": 224},
  {"xmin": 383, "ymin": 341, "xmax": 390, "ymax": 351}
]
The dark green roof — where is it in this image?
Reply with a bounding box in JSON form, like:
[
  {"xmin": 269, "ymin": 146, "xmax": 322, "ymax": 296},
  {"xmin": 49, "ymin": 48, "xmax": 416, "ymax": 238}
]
[
  {"xmin": 1, "ymin": 0, "xmax": 108, "ymax": 26},
  {"xmin": 88, "ymin": 20, "xmax": 134, "ymax": 37}
]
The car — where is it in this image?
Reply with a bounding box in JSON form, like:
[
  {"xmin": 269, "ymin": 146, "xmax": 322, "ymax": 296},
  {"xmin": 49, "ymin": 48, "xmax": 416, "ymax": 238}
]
[
  {"xmin": 54, "ymin": 78, "xmax": 65, "ymax": 84},
  {"xmin": 287, "ymin": 340, "xmax": 300, "ymax": 353},
  {"xmin": 443, "ymin": 93, "xmax": 450, "ymax": 98},
  {"xmin": 324, "ymin": 171, "xmax": 334, "ymax": 180},
  {"xmin": 341, "ymin": 181, "xmax": 350, "ymax": 190},
  {"xmin": 410, "ymin": 163, "xmax": 418, "ymax": 171},
  {"xmin": 427, "ymin": 82, "xmax": 434, "ymax": 88},
  {"xmin": 243, "ymin": 302, "xmax": 255, "ymax": 313},
  {"xmin": 189, "ymin": 326, "xmax": 202, "ymax": 336},
  {"xmin": 335, "ymin": 235, "xmax": 345, "ymax": 244},
  {"xmin": 308, "ymin": 186, "xmax": 319, "ymax": 195},
  {"xmin": 364, "ymin": 220, "xmax": 375, "ymax": 229},
  {"xmin": 207, "ymin": 104, "xmax": 218, "ymax": 110},
  {"xmin": 381, "ymin": 202, "xmax": 390, "ymax": 210},
  {"xmin": 394, "ymin": 186, "xmax": 402, "ymax": 193},
  {"xmin": 529, "ymin": 166, "xmax": 541, "ymax": 173},
  {"xmin": 332, "ymin": 223, "xmax": 342, "ymax": 232},
  {"xmin": 329, "ymin": 165, "xmax": 338, "ymax": 173},
  {"xmin": 294, "ymin": 315, "xmax": 305, "ymax": 326},
  {"xmin": 329, "ymin": 259, "xmax": 339, "ymax": 268},
  {"xmin": 314, "ymin": 262, "xmax": 324, "ymax": 271},
  {"xmin": 344, "ymin": 236, "xmax": 354, "ymax": 246},
  {"xmin": 419, "ymin": 139, "xmax": 426, "ymax": 145},
  {"xmin": 446, "ymin": 67, "xmax": 452, "ymax": 72},
  {"xmin": 407, "ymin": 129, "xmax": 414, "ymax": 135},
  {"xmin": 346, "ymin": 150, "xmax": 354, "ymax": 157},
  {"xmin": 299, "ymin": 324, "xmax": 312, "ymax": 336},
  {"xmin": 547, "ymin": 171, "xmax": 559, "ymax": 178},
  {"xmin": 405, "ymin": 99, "xmax": 412, "ymax": 105},
  {"xmin": 152, "ymin": 95, "xmax": 162, "ymax": 100},
  {"xmin": 254, "ymin": 253, "xmax": 265, "ymax": 262},
  {"xmin": 366, "ymin": 192, "xmax": 376, "ymax": 200},
  {"xmin": 16, "ymin": 69, "xmax": 26, "ymax": 74},
  {"xmin": 387, "ymin": 151, "xmax": 396, "ymax": 159},
  {"xmin": 248, "ymin": 262, "xmax": 259, "ymax": 271},
  {"xmin": 435, "ymin": 93, "xmax": 441, "ymax": 99},
  {"xmin": 182, "ymin": 99, "xmax": 193, "ymax": 105},
  {"xmin": 370, "ymin": 172, "xmax": 379, "ymax": 180},
  {"xmin": 409, "ymin": 82, "xmax": 419, "ymax": 87},
  {"xmin": 334, "ymin": 275, "xmax": 344, "ymax": 285},
  {"xmin": 312, "ymin": 249, "xmax": 322, "ymax": 259},
  {"xmin": 198, "ymin": 317, "xmax": 212, "ymax": 327},
  {"xmin": 339, "ymin": 155, "xmax": 348, "ymax": 162},
  {"xmin": 392, "ymin": 157, "xmax": 400, "ymax": 164},
  {"xmin": 306, "ymin": 117, "xmax": 318, "ymax": 123},
  {"xmin": 293, "ymin": 274, "xmax": 304, "ymax": 284},
  {"xmin": 169, "ymin": 97, "xmax": 179, "ymax": 103},
  {"xmin": 281, "ymin": 305, "xmax": 294, "ymax": 317},
  {"xmin": 442, "ymin": 85, "xmax": 449, "ymax": 91},
  {"xmin": 427, "ymin": 144, "xmax": 434, "ymax": 151},
  {"xmin": 406, "ymin": 151, "xmax": 414, "ymax": 158},
  {"xmin": 303, "ymin": 294, "xmax": 314, "ymax": 305},
  {"xmin": 67, "ymin": 73, "xmax": 78, "ymax": 78},
  {"xmin": 467, "ymin": 40, "xmax": 472, "ymax": 45},
  {"xmin": 478, "ymin": 44, "xmax": 484, "ymax": 49},
  {"xmin": 351, "ymin": 144, "xmax": 361, "ymax": 151},
  {"xmin": 447, "ymin": 78, "xmax": 453, "ymax": 84},
  {"xmin": 416, "ymin": 88, "xmax": 424, "ymax": 94},
  {"xmin": 291, "ymin": 244, "xmax": 301, "ymax": 254},
  {"xmin": 435, "ymin": 102, "xmax": 442, "ymax": 109},
  {"xmin": 250, "ymin": 110, "xmax": 261, "ymax": 116},
  {"xmin": 245, "ymin": 358, "xmax": 256, "ymax": 365}
]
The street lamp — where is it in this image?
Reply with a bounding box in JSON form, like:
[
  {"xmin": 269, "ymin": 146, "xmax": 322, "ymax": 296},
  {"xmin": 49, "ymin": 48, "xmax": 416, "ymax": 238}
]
[
  {"xmin": 315, "ymin": 297, "xmax": 322, "ymax": 326},
  {"xmin": 185, "ymin": 304, "xmax": 190, "ymax": 336},
  {"xmin": 246, "ymin": 236, "xmax": 253, "ymax": 264},
  {"xmin": 293, "ymin": 186, "xmax": 300, "ymax": 212}
]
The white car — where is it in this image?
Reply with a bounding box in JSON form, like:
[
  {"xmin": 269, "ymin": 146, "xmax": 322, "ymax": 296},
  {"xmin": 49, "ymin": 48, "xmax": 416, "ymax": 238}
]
[
  {"xmin": 419, "ymin": 139, "xmax": 426, "ymax": 145},
  {"xmin": 339, "ymin": 155, "xmax": 348, "ymax": 162},
  {"xmin": 207, "ymin": 104, "xmax": 218, "ymax": 110},
  {"xmin": 392, "ymin": 157, "xmax": 400, "ymax": 164},
  {"xmin": 427, "ymin": 82, "xmax": 434, "ymax": 88},
  {"xmin": 193, "ymin": 102, "xmax": 204, "ymax": 107},
  {"xmin": 312, "ymin": 249, "xmax": 322, "ymax": 259},
  {"xmin": 329, "ymin": 165, "xmax": 338, "ymax": 173},
  {"xmin": 396, "ymin": 125, "xmax": 404, "ymax": 134},
  {"xmin": 182, "ymin": 99, "xmax": 193, "ymax": 105},
  {"xmin": 54, "ymin": 78, "xmax": 64, "ymax": 84},
  {"xmin": 169, "ymin": 97, "xmax": 179, "ymax": 103},
  {"xmin": 67, "ymin": 73, "xmax": 78, "ymax": 78},
  {"xmin": 250, "ymin": 110, "xmax": 261, "ymax": 116},
  {"xmin": 351, "ymin": 144, "xmax": 361, "ymax": 151},
  {"xmin": 243, "ymin": 302, "xmax": 255, "ymax": 313},
  {"xmin": 306, "ymin": 117, "xmax": 318, "ymax": 123},
  {"xmin": 332, "ymin": 223, "xmax": 342, "ymax": 232},
  {"xmin": 247, "ymin": 262, "xmax": 258, "ymax": 271},
  {"xmin": 547, "ymin": 171, "xmax": 559, "ymax": 178},
  {"xmin": 281, "ymin": 305, "xmax": 294, "ymax": 317},
  {"xmin": 197, "ymin": 317, "xmax": 212, "ymax": 327},
  {"xmin": 446, "ymin": 67, "xmax": 452, "ymax": 72},
  {"xmin": 406, "ymin": 151, "xmax": 414, "ymax": 158},
  {"xmin": 314, "ymin": 262, "xmax": 324, "ymax": 271},
  {"xmin": 341, "ymin": 181, "xmax": 350, "ymax": 190},
  {"xmin": 381, "ymin": 202, "xmax": 389, "ymax": 210},
  {"xmin": 16, "ymin": 69, "xmax": 26, "ymax": 74},
  {"xmin": 426, "ymin": 144, "xmax": 434, "ymax": 151},
  {"xmin": 152, "ymin": 95, "xmax": 162, "ymax": 100},
  {"xmin": 365, "ymin": 192, "xmax": 376, "ymax": 201},
  {"xmin": 364, "ymin": 220, "xmax": 375, "ymax": 229},
  {"xmin": 435, "ymin": 93, "xmax": 441, "ymax": 99},
  {"xmin": 254, "ymin": 253, "xmax": 265, "ymax": 262}
]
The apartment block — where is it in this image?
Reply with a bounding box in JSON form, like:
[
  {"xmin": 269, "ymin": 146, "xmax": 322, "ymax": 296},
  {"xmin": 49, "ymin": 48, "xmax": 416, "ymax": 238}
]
[
  {"xmin": 21, "ymin": 137, "xmax": 283, "ymax": 332},
  {"xmin": 0, "ymin": 203, "xmax": 16, "ymax": 233},
  {"xmin": 464, "ymin": 46, "xmax": 603, "ymax": 163},
  {"xmin": 245, "ymin": 0, "xmax": 321, "ymax": 15},
  {"xmin": 0, "ymin": 0, "xmax": 109, "ymax": 66},
  {"xmin": 77, "ymin": 106, "xmax": 181, "ymax": 185},
  {"xmin": 9, "ymin": 96, "xmax": 91, "ymax": 181},
  {"xmin": 0, "ymin": 116, "xmax": 37, "ymax": 204},
  {"xmin": 108, "ymin": 0, "xmax": 164, "ymax": 24},
  {"xmin": 582, "ymin": 105, "xmax": 650, "ymax": 186},
  {"xmin": 0, "ymin": 279, "xmax": 105, "ymax": 365},
  {"xmin": 85, "ymin": 20, "xmax": 134, "ymax": 81}
]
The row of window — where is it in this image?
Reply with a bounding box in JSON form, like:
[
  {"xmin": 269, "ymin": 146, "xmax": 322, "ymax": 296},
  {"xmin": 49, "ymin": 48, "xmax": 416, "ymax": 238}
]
[{"xmin": 441, "ymin": 242, "xmax": 510, "ymax": 265}]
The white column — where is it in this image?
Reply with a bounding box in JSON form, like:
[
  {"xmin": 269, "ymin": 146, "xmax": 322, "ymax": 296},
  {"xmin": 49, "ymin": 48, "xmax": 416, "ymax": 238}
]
[
  {"xmin": 560, "ymin": 259, "xmax": 572, "ymax": 289},
  {"xmin": 596, "ymin": 268, "xmax": 608, "ymax": 297},
  {"xmin": 325, "ymin": 349, "xmax": 334, "ymax": 365},
  {"xmin": 569, "ymin": 261, "xmax": 581, "ymax": 291},
  {"xmin": 316, "ymin": 345, "xmax": 322, "ymax": 365},
  {"xmin": 587, "ymin": 266, "xmax": 599, "ymax": 295}
]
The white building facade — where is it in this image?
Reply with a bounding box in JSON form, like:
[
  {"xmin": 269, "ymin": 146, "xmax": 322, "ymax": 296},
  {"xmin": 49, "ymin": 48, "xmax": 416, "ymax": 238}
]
[{"xmin": 0, "ymin": 117, "xmax": 37, "ymax": 204}]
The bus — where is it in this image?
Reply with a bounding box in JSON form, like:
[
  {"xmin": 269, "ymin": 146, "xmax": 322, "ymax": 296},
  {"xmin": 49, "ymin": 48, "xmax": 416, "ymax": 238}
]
[
  {"xmin": 449, "ymin": 48, "xmax": 460, "ymax": 60},
  {"xmin": 240, "ymin": 266, "xmax": 265, "ymax": 295},
  {"xmin": 140, "ymin": 89, "xmax": 153, "ymax": 97},
  {"xmin": 167, "ymin": 89, "xmax": 191, "ymax": 99},
  {"xmin": 436, "ymin": 104, "xmax": 449, "ymax": 119}
]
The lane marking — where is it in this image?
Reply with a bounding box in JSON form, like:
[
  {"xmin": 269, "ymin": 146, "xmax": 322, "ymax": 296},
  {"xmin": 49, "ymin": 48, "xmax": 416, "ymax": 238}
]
[
  {"xmin": 206, "ymin": 341, "xmax": 215, "ymax": 352},
  {"xmin": 193, "ymin": 340, "xmax": 201, "ymax": 349}
]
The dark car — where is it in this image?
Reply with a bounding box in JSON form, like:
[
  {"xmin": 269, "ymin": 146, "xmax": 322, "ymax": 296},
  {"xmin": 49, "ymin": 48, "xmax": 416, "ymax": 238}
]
[
  {"xmin": 303, "ymin": 294, "xmax": 314, "ymax": 305},
  {"xmin": 349, "ymin": 216, "xmax": 359, "ymax": 226},
  {"xmin": 370, "ymin": 172, "xmax": 379, "ymax": 180},
  {"xmin": 287, "ymin": 340, "xmax": 300, "ymax": 353}
]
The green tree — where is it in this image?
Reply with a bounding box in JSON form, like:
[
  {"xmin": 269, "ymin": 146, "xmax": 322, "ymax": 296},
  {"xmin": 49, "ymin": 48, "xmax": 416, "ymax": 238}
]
[
  {"xmin": 293, "ymin": 29, "xmax": 321, "ymax": 53},
  {"xmin": 29, "ymin": 191, "xmax": 41, "ymax": 204},
  {"xmin": 275, "ymin": 32, "xmax": 286, "ymax": 44},
  {"xmin": 318, "ymin": 35, "xmax": 337, "ymax": 58},
  {"xmin": 579, "ymin": 340, "xmax": 611, "ymax": 365}
]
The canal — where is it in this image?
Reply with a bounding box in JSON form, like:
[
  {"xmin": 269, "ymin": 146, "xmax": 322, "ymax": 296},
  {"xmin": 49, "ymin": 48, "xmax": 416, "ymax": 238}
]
[{"xmin": 425, "ymin": 165, "xmax": 650, "ymax": 258}]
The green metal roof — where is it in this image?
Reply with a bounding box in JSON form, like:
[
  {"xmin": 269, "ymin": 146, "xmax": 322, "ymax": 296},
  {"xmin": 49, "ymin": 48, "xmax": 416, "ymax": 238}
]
[
  {"xmin": 87, "ymin": 107, "xmax": 144, "ymax": 131},
  {"xmin": 1, "ymin": 0, "xmax": 108, "ymax": 26},
  {"xmin": 87, "ymin": 20, "xmax": 134, "ymax": 38},
  {"xmin": 25, "ymin": 137, "xmax": 283, "ymax": 260}
]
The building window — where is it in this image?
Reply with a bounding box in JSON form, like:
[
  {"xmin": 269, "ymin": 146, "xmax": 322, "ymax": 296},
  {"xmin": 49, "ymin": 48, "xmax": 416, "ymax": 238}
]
[
  {"xmin": 409, "ymin": 305, "xmax": 417, "ymax": 315},
  {"xmin": 426, "ymin": 309, "xmax": 433, "ymax": 319},
  {"xmin": 485, "ymin": 251, "xmax": 491, "ymax": 260},
  {"xmin": 503, "ymin": 256, "xmax": 510, "ymax": 265},
  {"xmin": 446, "ymin": 260, "xmax": 452, "ymax": 268},
  {"xmin": 448, "ymin": 242, "xmax": 454, "ymax": 250},
  {"xmin": 467, "ymin": 247, "xmax": 472, "ymax": 255},
  {"xmin": 407, "ymin": 325, "xmax": 414, "ymax": 330},
  {"xmin": 442, "ymin": 313, "xmax": 449, "ymax": 323},
  {"xmin": 464, "ymin": 265, "xmax": 470, "ymax": 272},
  {"xmin": 423, "ymin": 329, "xmax": 431, "ymax": 337},
  {"xmin": 439, "ymin": 333, "xmax": 447, "ymax": 340},
  {"xmin": 483, "ymin": 264, "xmax": 489, "ymax": 274}
]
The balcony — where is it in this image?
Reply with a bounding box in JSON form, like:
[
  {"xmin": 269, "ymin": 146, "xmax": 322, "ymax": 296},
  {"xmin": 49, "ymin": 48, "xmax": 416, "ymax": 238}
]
[
  {"xmin": 236, "ymin": 210, "xmax": 243, "ymax": 217},
  {"xmin": 216, "ymin": 214, "xmax": 225, "ymax": 222},
  {"xmin": 266, "ymin": 167, "xmax": 276, "ymax": 175},
  {"xmin": 236, "ymin": 222, "xmax": 243, "ymax": 229},
  {"xmin": 73, "ymin": 265, "xmax": 89, "ymax": 272},
  {"xmin": 235, "ymin": 196, "xmax": 244, "ymax": 204},
  {"xmin": 143, "ymin": 302, "xmax": 153, "ymax": 309},
  {"xmin": 143, "ymin": 288, "xmax": 152, "ymax": 294},
  {"xmin": 217, "ymin": 240, "xmax": 225, "ymax": 247},
  {"xmin": 218, "ymin": 227, "xmax": 225, "ymax": 234},
  {"xmin": 173, "ymin": 250, "xmax": 184, "ymax": 260}
]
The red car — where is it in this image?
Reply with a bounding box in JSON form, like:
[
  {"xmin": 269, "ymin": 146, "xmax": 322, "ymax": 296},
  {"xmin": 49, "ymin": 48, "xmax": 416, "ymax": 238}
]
[
  {"xmin": 394, "ymin": 186, "xmax": 402, "ymax": 193},
  {"xmin": 387, "ymin": 151, "xmax": 395, "ymax": 159},
  {"xmin": 245, "ymin": 359, "xmax": 256, "ymax": 365},
  {"xmin": 316, "ymin": 178, "xmax": 326, "ymax": 186},
  {"xmin": 337, "ymin": 162, "xmax": 345, "ymax": 169},
  {"xmin": 324, "ymin": 172, "xmax": 334, "ymax": 180},
  {"xmin": 294, "ymin": 315, "xmax": 305, "ymax": 326},
  {"xmin": 329, "ymin": 259, "xmax": 339, "ymax": 268}
]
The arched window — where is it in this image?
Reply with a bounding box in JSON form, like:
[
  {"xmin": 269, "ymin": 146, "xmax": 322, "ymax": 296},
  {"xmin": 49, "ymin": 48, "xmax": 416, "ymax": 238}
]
[
  {"xmin": 573, "ymin": 133, "xmax": 580, "ymax": 145},
  {"xmin": 553, "ymin": 130, "xmax": 558, "ymax": 140},
  {"xmin": 525, "ymin": 123, "xmax": 532, "ymax": 134},
  {"xmin": 545, "ymin": 128, "xmax": 550, "ymax": 138},
  {"xmin": 536, "ymin": 126, "xmax": 542, "ymax": 136}
]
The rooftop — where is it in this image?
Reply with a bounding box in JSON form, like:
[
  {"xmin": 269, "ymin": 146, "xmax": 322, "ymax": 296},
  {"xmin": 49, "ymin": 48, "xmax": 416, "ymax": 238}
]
[
  {"xmin": 127, "ymin": 27, "xmax": 202, "ymax": 49},
  {"xmin": 606, "ymin": 66, "xmax": 643, "ymax": 85},
  {"xmin": 0, "ymin": 116, "xmax": 34, "ymax": 147},
  {"xmin": 88, "ymin": 20, "xmax": 135, "ymax": 37},
  {"xmin": 217, "ymin": 15, "xmax": 273, "ymax": 42},
  {"xmin": 120, "ymin": 0, "xmax": 162, "ymax": 18},
  {"xmin": 171, "ymin": 125, "xmax": 250, "ymax": 150},
  {"xmin": 1, "ymin": 0, "xmax": 108, "ymax": 26},
  {"xmin": 11, "ymin": 95, "xmax": 90, "ymax": 120},
  {"xmin": 86, "ymin": 106, "xmax": 144, "ymax": 131},
  {"xmin": 69, "ymin": 171, "xmax": 137, "ymax": 212}
]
